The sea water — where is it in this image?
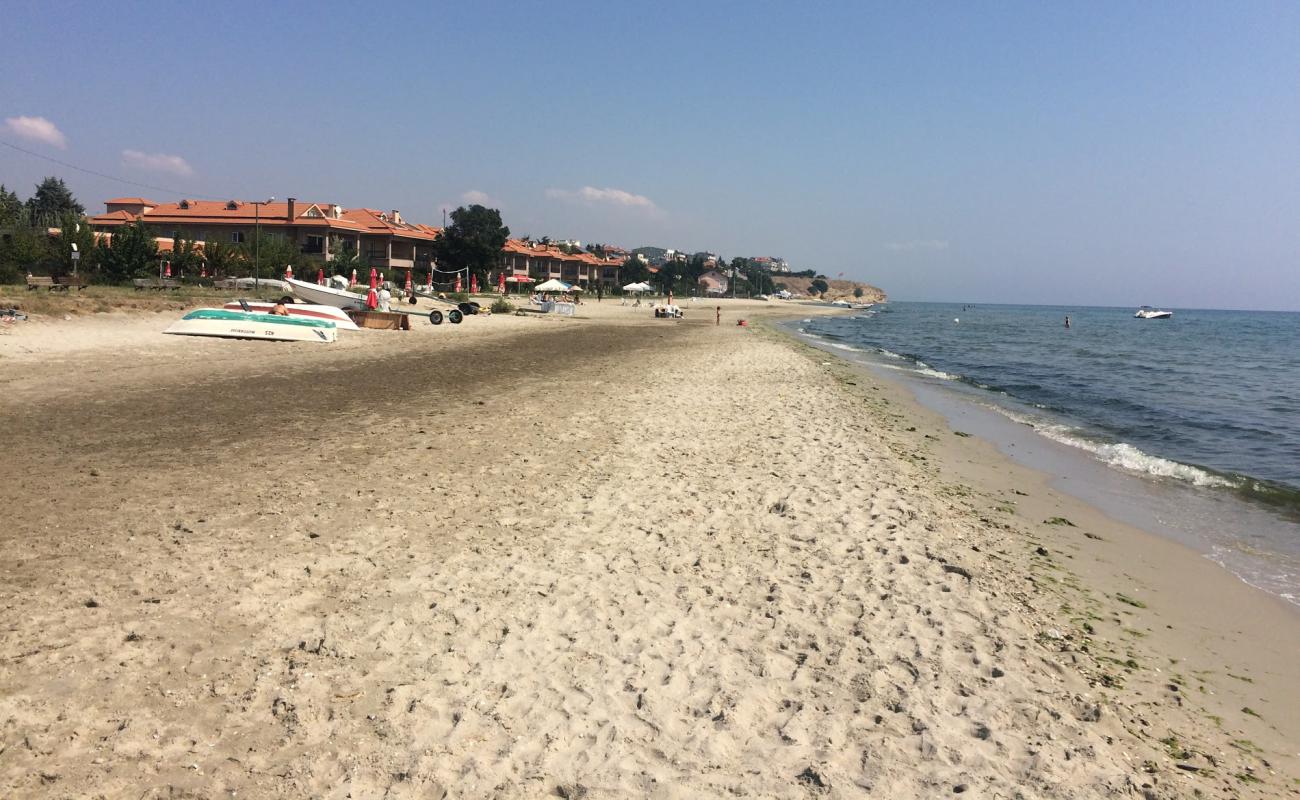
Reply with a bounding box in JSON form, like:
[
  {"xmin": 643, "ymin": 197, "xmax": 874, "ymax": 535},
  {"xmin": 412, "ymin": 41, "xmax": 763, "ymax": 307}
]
[{"xmin": 794, "ymin": 302, "xmax": 1300, "ymax": 606}]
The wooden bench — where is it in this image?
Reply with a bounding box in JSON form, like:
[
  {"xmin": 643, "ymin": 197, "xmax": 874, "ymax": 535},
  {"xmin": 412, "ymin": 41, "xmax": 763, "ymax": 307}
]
[
  {"xmin": 133, "ymin": 278, "xmax": 182, "ymax": 291},
  {"xmin": 54, "ymin": 274, "xmax": 88, "ymax": 291},
  {"xmin": 26, "ymin": 276, "xmax": 55, "ymax": 291}
]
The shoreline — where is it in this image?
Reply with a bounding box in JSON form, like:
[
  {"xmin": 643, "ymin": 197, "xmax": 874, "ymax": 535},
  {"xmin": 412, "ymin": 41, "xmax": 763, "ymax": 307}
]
[{"xmin": 1, "ymin": 303, "xmax": 1296, "ymax": 797}]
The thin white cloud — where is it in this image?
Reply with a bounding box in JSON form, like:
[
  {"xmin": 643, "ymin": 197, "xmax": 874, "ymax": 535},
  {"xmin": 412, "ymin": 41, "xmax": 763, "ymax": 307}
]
[
  {"xmin": 4, "ymin": 115, "xmax": 67, "ymax": 149},
  {"xmin": 546, "ymin": 186, "xmax": 660, "ymax": 214},
  {"xmin": 884, "ymin": 239, "xmax": 949, "ymax": 252},
  {"xmin": 461, "ymin": 189, "xmax": 492, "ymax": 205},
  {"xmin": 121, "ymin": 149, "xmax": 194, "ymax": 177}
]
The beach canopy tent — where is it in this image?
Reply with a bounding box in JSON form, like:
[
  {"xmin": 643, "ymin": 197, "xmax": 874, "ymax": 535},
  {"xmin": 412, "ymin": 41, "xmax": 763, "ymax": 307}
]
[
  {"xmin": 623, "ymin": 281, "xmax": 653, "ymax": 292},
  {"xmin": 534, "ymin": 279, "xmax": 571, "ymax": 292}
]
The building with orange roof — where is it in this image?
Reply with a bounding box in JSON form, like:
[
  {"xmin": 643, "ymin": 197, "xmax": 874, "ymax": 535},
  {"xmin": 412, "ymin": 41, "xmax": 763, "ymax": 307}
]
[{"xmin": 88, "ymin": 197, "xmax": 441, "ymax": 272}]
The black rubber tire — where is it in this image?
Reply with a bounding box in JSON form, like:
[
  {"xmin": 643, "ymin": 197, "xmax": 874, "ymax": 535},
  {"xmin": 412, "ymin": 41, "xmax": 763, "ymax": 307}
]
[
  {"xmin": 448, "ymin": 309, "xmax": 463, "ymax": 324},
  {"xmin": 429, "ymin": 310, "xmax": 443, "ymax": 325}
]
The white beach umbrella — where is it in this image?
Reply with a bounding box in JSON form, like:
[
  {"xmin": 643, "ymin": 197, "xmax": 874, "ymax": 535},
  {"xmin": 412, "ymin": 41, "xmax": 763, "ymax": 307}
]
[
  {"xmin": 622, "ymin": 281, "xmax": 653, "ymax": 292},
  {"xmin": 534, "ymin": 278, "xmax": 571, "ymax": 292}
]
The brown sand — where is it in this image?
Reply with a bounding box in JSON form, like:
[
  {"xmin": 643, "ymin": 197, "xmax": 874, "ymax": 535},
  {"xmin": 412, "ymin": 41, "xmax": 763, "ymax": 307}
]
[{"xmin": 1, "ymin": 300, "xmax": 1296, "ymax": 798}]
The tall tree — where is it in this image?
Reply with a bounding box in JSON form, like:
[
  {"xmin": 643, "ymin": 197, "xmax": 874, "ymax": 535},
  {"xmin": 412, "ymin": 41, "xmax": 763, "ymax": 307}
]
[
  {"xmin": 49, "ymin": 212, "xmax": 96, "ymax": 276},
  {"xmin": 810, "ymin": 278, "xmax": 829, "ymax": 296},
  {"xmin": 168, "ymin": 232, "xmax": 205, "ymax": 278},
  {"xmin": 25, "ymin": 177, "xmax": 84, "ymax": 226},
  {"xmin": 0, "ymin": 184, "xmax": 22, "ymax": 225},
  {"xmin": 430, "ymin": 204, "xmax": 509, "ymax": 287},
  {"xmin": 619, "ymin": 256, "xmax": 649, "ymax": 286},
  {"xmin": 201, "ymin": 239, "xmax": 246, "ymax": 279},
  {"xmin": 96, "ymin": 218, "xmax": 159, "ymax": 282}
]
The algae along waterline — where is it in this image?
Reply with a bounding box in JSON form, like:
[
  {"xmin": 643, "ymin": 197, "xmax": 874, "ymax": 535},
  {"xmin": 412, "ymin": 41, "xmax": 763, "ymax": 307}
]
[{"xmin": 796, "ymin": 302, "xmax": 1300, "ymax": 605}]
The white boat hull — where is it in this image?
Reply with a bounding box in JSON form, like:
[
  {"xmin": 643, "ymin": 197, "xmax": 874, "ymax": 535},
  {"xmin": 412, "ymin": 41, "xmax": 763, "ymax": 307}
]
[
  {"xmin": 285, "ymin": 277, "xmax": 367, "ymax": 310},
  {"xmin": 164, "ymin": 309, "xmax": 337, "ymax": 342},
  {"xmin": 223, "ymin": 301, "xmax": 360, "ymax": 330},
  {"xmin": 1135, "ymin": 309, "xmax": 1173, "ymax": 319}
]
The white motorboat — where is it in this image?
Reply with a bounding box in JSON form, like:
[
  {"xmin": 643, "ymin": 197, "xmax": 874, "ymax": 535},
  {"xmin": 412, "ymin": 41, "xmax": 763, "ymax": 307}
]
[
  {"xmin": 222, "ymin": 300, "xmax": 360, "ymax": 331},
  {"xmin": 1135, "ymin": 306, "xmax": 1173, "ymax": 319},
  {"xmin": 830, "ymin": 299, "xmax": 852, "ymax": 308},
  {"xmin": 164, "ymin": 308, "xmax": 337, "ymax": 342},
  {"xmin": 285, "ymin": 276, "xmax": 367, "ymax": 310}
]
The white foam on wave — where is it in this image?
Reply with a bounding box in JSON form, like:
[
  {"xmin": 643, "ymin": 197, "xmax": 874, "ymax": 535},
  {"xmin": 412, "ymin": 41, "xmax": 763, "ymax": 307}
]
[
  {"xmin": 983, "ymin": 404, "xmax": 1237, "ymax": 489},
  {"xmin": 877, "ymin": 349, "xmax": 905, "ymax": 360},
  {"xmin": 913, "ymin": 360, "xmax": 960, "ymax": 381},
  {"xmin": 828, "ymin": 342, "xmax": 865, "ymax": 353}
]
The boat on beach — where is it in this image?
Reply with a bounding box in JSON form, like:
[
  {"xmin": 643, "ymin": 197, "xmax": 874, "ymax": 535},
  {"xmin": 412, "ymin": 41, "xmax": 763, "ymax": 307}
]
[
  {"xmin": 164, "ymin": 308, "xmax": 338, "ymax": 342},
  {"xmin": 284, "ymin": 276, "xmax": 367, "ymax": 310},
  {"xmin": 1135, "ymin": 306, "xmax": 1173, "ymax": 319},
  {"xmin": 222, "ymin": 300, "xmax": 360, "ymax": 331}
]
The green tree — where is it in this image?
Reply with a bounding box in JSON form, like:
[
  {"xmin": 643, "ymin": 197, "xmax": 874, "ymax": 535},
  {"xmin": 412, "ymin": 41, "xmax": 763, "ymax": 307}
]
[
  {"xmin": 0, "ymin": 184, "xmax": 23, "ymax": 226},
  {"xmin": 810, "ymin": 278, "xmax": 829, "ymax": 296},
  {"xmin": 854, "ymin": 286, "xmax": 864, "ymax": 299},
  {"xmin": 619, "ymin": 256, "xmax": 649, "ymax": 286},
  {"xmin": 0, "ymin": 211, "xmax": 55, "ymax": 282},
  {"xmin": 49, "ymin": 213, "xmax": 96, "ymax": 276},
  {"xmin": 328, "ymin": 239, "xmax": 366, "ymax": 276},
  {"xmin": 430, "ymin": 204, "xmax": 510, "ymax": 288},
  {"xmin": 250, "ymin": 231, "xmax": 301, "ymax": 281},
  {"xmin": 25, "ymin": 177, "xmax": 84, "ymax": 227},
  {"xmin": 168, "ymin": 232, "xmax": 205, "ymax": 279},
  {"xmin": 97, "ymin": 218, "xmax": 159, "ymax": 282},
  {"xmin": 201, "ymin": 239, "xmax": 246, "ymax": 279}
]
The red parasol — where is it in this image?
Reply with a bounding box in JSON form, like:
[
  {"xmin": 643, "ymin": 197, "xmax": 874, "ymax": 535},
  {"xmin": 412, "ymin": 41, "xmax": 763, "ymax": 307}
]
[
  {"xmin": 350, "ymin": 268, "xmax": 357, "ymax": 287},
  {"xmin": 498, "ymin": 271, "xmax": 506, "ymax": 293},
  {"xmin": 470, "ymin": 273, "xmax": 479, "ymax": 294},
  {"xmin": 285, "ymin": 264, "xmax": 293, "ymax": 280},
  {"xmin": 454, "ymin": 273, "xmax": 462, "ymax": 293},
  {"xmin": 404, "ymin": 269, "xmax": 412, "ymax": 293},
  {"xmin": 316, "ymin": 267, "xmax": 324, "ymax": 285},
  {"xmin": 369, "ymin": 268, "xmax": 378, "ymax": 290},
  {"xmin": 163, "ymin": 261, "xmax": 171, "ymax": 278}
]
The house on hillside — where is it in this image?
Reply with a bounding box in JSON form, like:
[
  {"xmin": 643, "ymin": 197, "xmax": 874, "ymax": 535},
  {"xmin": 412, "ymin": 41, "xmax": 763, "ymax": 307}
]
[{"xmin": 699, "ymin": 270, "xmax": 729, "ymax": 295}]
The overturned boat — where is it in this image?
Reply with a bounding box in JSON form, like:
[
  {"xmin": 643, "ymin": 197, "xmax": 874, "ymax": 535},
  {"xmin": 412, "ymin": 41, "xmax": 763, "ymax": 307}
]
[
  {"xmin": 222, "ymin": 300, "xmax": 360, "ymax": 330},
  {"xmin": 164, "ymin": 308, "xmax": 338, "ymax": 342},
  {"xmin": 284, "ymin": 277, "xmax": 366, "ymax": 310}
]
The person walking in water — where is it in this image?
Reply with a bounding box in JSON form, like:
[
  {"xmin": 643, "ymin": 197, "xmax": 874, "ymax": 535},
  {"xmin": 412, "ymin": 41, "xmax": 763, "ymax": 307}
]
[{"xmin": 1065, "ymin": 315, "xmax": 1071, "ymax": 328}]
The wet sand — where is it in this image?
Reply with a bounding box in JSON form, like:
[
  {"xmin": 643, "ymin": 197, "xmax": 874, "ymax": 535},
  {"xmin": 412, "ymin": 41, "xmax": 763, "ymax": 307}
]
[{"xmin": 1, "ymin": 301, "xmax": 1296, "ymax": 798}]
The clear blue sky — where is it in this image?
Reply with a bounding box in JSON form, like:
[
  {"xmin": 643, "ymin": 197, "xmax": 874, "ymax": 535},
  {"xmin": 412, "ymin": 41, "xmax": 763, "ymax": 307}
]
[{"xmin": 3, "ymin": 1, "xmax": 1298, "ymax": 309}]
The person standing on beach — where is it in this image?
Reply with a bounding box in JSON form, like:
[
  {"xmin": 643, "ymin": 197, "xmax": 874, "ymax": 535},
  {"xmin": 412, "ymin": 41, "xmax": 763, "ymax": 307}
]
[{"xmin": 716, "ymin": 306, "xmax": 721, "ymax": 326}]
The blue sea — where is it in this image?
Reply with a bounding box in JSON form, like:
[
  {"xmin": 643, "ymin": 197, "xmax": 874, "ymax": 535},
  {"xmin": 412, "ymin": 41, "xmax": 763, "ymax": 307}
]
[{"xmin": 794, "ymin": 302, "xmax": 1300, "ymax": 605}]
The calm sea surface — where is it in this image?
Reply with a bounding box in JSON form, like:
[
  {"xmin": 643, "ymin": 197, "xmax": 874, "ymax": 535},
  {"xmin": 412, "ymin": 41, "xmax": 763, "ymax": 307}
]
[{"xmin": 796, "ymin": 302, "xmax": 1300, "ymax": 603}]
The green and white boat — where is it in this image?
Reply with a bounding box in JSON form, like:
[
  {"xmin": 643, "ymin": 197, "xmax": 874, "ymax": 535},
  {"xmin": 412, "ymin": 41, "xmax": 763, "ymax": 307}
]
[{"xmin": 164, "ymin": 308, "xmax": 338, "ymax": 343}]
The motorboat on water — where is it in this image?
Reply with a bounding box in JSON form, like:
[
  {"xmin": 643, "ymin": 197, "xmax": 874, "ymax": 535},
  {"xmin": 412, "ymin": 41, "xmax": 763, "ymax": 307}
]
[
  {"xmin": 830, "ymin": 299, "xmax": 852, "ymax": 308},
  {"xmin": 222, "ymin": 300, "xmax": 360, "ymax": 331},
  {"xmin": 1135, "ymin": 306, "xmax": 1173, "ymax": 319},
  {"xmin": 164, "ymin": 308, "xmax": 338, "ymax": 342},
  {"xmin": 285, "ymin": 276, "xmax": 367, "ymax": 310}
]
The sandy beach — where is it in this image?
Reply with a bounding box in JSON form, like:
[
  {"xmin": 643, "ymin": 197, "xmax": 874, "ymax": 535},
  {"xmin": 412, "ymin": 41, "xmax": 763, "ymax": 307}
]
[{"xmin": 1, "ymin": 300, "xmax": 1296, "ymax": 798}]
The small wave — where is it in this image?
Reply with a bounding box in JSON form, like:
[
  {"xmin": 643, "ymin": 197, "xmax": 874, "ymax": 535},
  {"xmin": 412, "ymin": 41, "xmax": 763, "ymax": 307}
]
[
  {"xmin": 983, "ymin": 405, "xmax": 1236, "ymax": 488},
  {"xmin": 914, "ymin": 360, "xmax": 960, "ymax": 381},
  {"xmin": 828, "ymin": 342, "xmax": 865, "ymax": 353},
  {"xmin": 877, "ymin": 349, "xmax": 905, "ymax": 360}
]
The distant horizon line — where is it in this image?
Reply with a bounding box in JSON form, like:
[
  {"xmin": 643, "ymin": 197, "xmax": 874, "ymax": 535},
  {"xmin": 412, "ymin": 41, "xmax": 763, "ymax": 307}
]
[{"xmin": 884, "ymin": 298, "xmax": 1299, "ymax": 314}]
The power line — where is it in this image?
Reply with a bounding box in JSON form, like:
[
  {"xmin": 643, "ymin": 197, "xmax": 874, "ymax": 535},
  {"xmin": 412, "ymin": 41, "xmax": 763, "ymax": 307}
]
[{"xmin": 0, "ymin": 138, "xmax": 227, "ymax": 200}]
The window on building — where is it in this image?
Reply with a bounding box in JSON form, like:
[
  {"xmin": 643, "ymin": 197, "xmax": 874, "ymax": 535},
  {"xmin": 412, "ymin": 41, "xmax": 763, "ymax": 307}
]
[
  {"xmin": 302, "ymin": 235, "xmax": 324, "ymax": 255},
  {"xmin": 231, "ymin": 231, "xmax": 245, "ymax": 244}
]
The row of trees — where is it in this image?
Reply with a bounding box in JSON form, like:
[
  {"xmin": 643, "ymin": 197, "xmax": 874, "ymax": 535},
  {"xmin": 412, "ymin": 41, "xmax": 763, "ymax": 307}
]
[{"xmin": 614, "ymin": 253, "xmax": 786, "ymax": 297}]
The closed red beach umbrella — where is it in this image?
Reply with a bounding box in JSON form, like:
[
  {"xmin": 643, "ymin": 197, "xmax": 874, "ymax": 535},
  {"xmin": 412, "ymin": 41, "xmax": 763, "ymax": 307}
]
[
  {"xmin": 350, "ymin": 268, "xmax": 357, "ymax": 287},
  {"xmin": 164, "ymin": 261, "xmax": 171, "ymax": 278},
  {"xmin": 404, "ymin": 269, "xmax": 412, "ymax": 293},
  {"xmin": 285, "ymin": 264, "xmax": 293, "ymax": 280},
  {"xmin": 369, "ymin": 268, "xmax": 378, "ymax": 290},
  {"xmin": 498, "ymin": 271, "xmax": 506, "ymax": 293},
  {"xmin": 366, "ymin": 287, "xmax": 378, "ymax": 310},
  {"xmin": 454, "ymin": 273, "xmax": 462, "ymax": 293},
  {"xmin": 316, "ymin": 268, "xmax": 324, "ymax": 285},
  {"xmin": 471, "ymin": 273, "xmax": 479, "ymax": 294}
]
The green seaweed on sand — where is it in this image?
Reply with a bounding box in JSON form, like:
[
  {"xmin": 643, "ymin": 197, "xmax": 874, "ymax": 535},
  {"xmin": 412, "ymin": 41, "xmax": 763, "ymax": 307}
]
[
  {"xmin": 953, "ymin": 430, "xmax": 972, "ymax": 437},
  {"xmin": 1241, "ymin": 706, "xmax": 1263, "ymax": 718},
  {"xmin": 1044, "ymin": 516, "xmax": 1076, "ymax": 526},
  {"xmin": 1115, "ymin": 593, "xmax": 1147, "ymax": 608}
]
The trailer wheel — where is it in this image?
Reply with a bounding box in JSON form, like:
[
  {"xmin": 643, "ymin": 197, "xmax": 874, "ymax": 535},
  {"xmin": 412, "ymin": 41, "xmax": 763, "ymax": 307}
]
[
  {"xmin": 448, "ymin": 309, "xmax": 463, "ymax": 324},
  {"xmin": 429, "ymin": 310, "xmax": 443, "ymax": 325}
]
